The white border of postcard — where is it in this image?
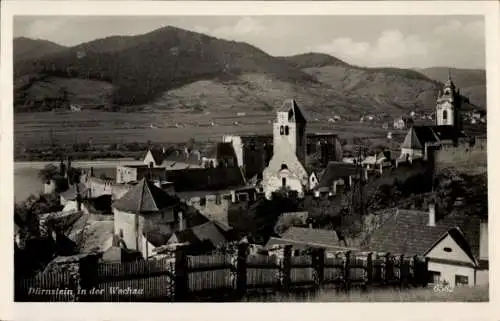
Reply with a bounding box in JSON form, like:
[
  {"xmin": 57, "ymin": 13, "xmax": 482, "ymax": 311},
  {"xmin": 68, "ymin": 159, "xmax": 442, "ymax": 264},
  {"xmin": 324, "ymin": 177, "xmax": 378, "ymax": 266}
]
[{"xmin": 1, "ymin": 1, "xmax": 499, "ymax": 321}]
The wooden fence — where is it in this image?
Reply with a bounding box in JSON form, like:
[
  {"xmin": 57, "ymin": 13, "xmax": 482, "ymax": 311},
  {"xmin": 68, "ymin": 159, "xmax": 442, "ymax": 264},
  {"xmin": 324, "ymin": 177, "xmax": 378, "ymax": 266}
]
[{"xmin": 15, "ymin": 244, "xmax": 429, "ymax": 302}]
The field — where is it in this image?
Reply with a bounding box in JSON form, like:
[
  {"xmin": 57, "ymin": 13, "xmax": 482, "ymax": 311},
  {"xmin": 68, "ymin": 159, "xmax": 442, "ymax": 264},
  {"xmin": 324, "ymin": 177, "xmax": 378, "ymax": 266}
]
[
  {"xmin": 244, "ymin": 285, "xmax": 489, "ymax": 302},
  {"xmin": 14, "ymin": 110, "xmax": 407, "ymax": 149}
]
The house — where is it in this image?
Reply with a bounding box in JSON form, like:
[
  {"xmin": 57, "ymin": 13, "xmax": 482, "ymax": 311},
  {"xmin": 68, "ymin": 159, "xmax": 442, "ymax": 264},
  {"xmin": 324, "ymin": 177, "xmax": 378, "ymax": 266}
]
[
  {"xmin": 112, "ymin": 178, "xmax": 184, "ymax": 258},
  {"xmin": 361, "ymin": 151, "xmax": 392, "ymax": 172},
  {"xmin": 363, "ymin": 205, "xmax": 488, "ymax": 288},
  {"xmin": 143, "ymin": 147, "xmax": 203, "ymax": 169},
  {"xmin": 393, "ymin": 117, "xmax": 406, "ymax": 130},
  {"xmin": 314, "ymin": 161, "xmax": 363, "ymax": 196},
  {"xmin": 266, "ymin": 226, "xmax": 357, "ymax": 256},
  {"xmin": 262, "ymin": 99, "xmax": 309, "ymax": 199}
]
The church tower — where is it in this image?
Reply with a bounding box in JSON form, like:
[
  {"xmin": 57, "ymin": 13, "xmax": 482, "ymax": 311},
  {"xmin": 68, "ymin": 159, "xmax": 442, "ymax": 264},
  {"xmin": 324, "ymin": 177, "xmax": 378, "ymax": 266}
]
[
  {"xmin": 436, "ymin": 70, "xmax": 462, "ymax": 128},
  {"xmin": 273, "ymin": 99, "xmax": 307, "ymax": 165}
]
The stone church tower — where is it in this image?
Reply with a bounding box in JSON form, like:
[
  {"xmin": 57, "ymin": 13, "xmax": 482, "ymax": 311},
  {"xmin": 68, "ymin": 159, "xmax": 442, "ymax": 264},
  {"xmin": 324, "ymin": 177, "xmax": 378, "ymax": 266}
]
[
  {"xmin": 273, "ymin": 99, "xmax": 307, "ymax": 165},
  {"xmin": 436, "ymin": 70, "xmax": 462, "ymax": 128}
]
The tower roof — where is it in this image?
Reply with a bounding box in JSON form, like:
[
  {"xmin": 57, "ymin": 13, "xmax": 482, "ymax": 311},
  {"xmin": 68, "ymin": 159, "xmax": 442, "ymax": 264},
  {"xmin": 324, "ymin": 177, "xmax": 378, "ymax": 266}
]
[
  {"xmin": 113, "ymin": 178, "xmax": 178, "ymax": 214},
  {"xmin": 401, "ymin": 127, "xmax": 424, "ymax": 150},
  {"xmin": 443, "ymin": 69, "xmax": 456, "ymax": 90},
  {"xmin": 278, "ymin": 99, "xmax": 308, "ymax": 123}
]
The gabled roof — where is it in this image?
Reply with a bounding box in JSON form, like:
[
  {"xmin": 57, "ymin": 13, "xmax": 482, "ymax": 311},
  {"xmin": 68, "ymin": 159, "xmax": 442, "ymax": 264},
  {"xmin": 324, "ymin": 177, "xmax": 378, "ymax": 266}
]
[
  {"xmin": 112, "ymin": 178, "xmax": 179, "ymax": 214},
  {"xmin": 147, "ymin": 148, "xmax": 168, "ymax": 166},
  {"xmin": 316, "ymin": 162, "xmax": 359, "ymax": 189},
  {"xmin": 363, "ymin": 209, "xmax": 482, "ymax": 258},
  {"xmin": 425, "ymin": 227, "xmax": 478, "ymax": 265},
  {"xmin": 165, "ymin": 167, "xmax": 246, "ymax": 193},
  {"xmin": 277, "ymin": 99, "xmax": 308, "ymax": 123}
]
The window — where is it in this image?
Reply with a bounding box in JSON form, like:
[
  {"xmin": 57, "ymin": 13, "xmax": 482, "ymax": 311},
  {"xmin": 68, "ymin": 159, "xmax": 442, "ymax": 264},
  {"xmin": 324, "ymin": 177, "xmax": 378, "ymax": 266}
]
[
  {"xmin": 443, "ymin": 110, "xmax": 448, "ymax": 121},
  {"xmin": 443, "ymin": 247, "xmax": 452, "ymax": 253},
  {"xmin": 284, "ymin": 126, "xmax": 289, "ymax": 135},
  {"xmin": 200, "ymin": 197, "xmax": 206, "ymax": 206},
  {"xmin": 119, "ymin": 229, "xmax": 124, "ymax": 238},
  {"xmin": 282, "ymin": 177, "xmax": 287, "ymax": 187},
  {"xmin": 280, "ymin": 125, "xmax": 284, "ymax": 135},
  {"xmin": 428, "ymin": 271, "xmax": 441, "ymax": 284},
  {"xmin": 455, "ymin": 275, "xmax": 469, "ymax": 287},
  {"xmin": 281, "ymin": 164, "xmax": 288, "ymax": 170},
  {"xmin": 149, "ymin": 161, "xmax": 154, "ymax": 168},
  {"xmin": 215, "ymin": 194, "xmax": 221, "ymax": 205}
]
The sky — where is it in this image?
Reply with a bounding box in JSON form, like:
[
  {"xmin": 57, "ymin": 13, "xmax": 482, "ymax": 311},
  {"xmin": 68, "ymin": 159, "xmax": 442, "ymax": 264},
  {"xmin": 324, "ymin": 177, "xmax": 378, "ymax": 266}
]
[{"xmin": 14, "ymin": 15, "xmax": 485, "ymax": 69}]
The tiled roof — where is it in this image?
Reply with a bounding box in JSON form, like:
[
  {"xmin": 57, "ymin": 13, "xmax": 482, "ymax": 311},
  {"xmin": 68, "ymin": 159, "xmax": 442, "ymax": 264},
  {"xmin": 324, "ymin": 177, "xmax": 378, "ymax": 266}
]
[
  {"xmin": 165, "ymin": 167, "xmax": 246, "ymax": 193},
  {"xmin": 280, "ymin": 227, "xmax": 340, "ymax": 246},
  {"xmin": 316, "ymin": 161, "xmax": 359, "ymax": 189},
  {"xmin": 363, "ymin": 209, "xmax": 482, "ymax": 258},
  {"xmin": 112, "ymin": 178, "xmax": 179, "ymax": 215}
]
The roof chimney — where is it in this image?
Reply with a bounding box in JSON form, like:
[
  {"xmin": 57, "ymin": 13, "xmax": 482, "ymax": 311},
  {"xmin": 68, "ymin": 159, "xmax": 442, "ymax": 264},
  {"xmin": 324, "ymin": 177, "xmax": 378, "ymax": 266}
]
[
  {"xmin": 428, "ymin": 203, "xmax": 436, "ymax": 227},
  {"xmin": 480, "ymin": 220, "xmax": 488, "ymax": 260}
]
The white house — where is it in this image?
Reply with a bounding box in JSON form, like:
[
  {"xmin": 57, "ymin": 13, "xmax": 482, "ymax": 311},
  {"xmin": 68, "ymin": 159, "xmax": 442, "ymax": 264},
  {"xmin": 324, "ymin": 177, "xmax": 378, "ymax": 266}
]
[{"xmin": 365, "ymin": 204, "xmax": 488, "ymax": 288}]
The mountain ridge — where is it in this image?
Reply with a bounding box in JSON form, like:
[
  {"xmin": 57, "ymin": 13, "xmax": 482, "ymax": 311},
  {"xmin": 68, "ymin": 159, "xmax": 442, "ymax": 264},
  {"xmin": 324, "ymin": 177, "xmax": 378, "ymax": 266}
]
[{"xmin": 13, "ymin": 28, "xmax": 486, "ymax": 115}]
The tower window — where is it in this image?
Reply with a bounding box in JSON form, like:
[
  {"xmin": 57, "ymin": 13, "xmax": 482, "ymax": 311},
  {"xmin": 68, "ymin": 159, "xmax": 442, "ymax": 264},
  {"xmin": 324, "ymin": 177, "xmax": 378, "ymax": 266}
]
[
  {"xmin": 282, "ymin": 177, "xmax": 287, "ymax": 187},
  {"xmin": 281, "ymin": 164, "xmax": 288, "ymax": 170},
  {"xmin": 280, "ymin": 125, "xmax": 284, "ymax": 135},
  {"xmin": 443, "ymin": 110, "xmax": 448, "ymax": 121},
  {"xmin": 285, "ymin": 126, "xmax": 289, "ymax": 135}
]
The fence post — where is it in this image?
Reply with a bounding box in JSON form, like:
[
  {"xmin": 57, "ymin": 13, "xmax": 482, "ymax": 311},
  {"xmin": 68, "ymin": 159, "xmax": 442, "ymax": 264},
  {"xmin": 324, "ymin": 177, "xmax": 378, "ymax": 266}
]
[
  {"xmin": 175, "ymin": 245, "xmax": 189, "ymax": 302},
  {"xmin": 314, "ymin": 248, "xmax": 325, "ymax": 289},
  {"xmin": 236, "ymin": 242, "xmax": 249, "ymax": 299},
  {"xmin": 423, "ymin": 257, "xmax": 430, "ymax": 287},
  {"xmin": 344, "ymin": 251, "xmax": 351, "ymax": 292},
  {"xmin": 384, "ymin": 253, "xmax": 391, "ymax": 285},
  {"xmin": 366, "ymin": 252, "xmax": 373, "ymax": 287},
  {"xmin": 282, "ymin": 245, "xmax": 292, "ymax": 292}
]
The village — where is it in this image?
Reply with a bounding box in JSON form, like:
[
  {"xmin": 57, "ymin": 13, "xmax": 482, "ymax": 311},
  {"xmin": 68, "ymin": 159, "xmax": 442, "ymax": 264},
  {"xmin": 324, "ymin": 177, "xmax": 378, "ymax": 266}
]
[{"xmin": 14, "ymin": 75, "xmax": 488, "ymax": 302}]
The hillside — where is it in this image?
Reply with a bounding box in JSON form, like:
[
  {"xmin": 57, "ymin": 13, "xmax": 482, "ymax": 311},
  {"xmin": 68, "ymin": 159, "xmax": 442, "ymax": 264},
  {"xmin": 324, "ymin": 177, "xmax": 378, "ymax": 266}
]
[
  {"xmin": 13, "ymin": 37, "xmax": 67, "ymax": 62},
  {"xmin": 417, "ymin": 67, "xmax": 486, "ymax": 110},
  {"xmin": 13, "ymin": 27, "xmax": 486, "ymax": 115}
]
